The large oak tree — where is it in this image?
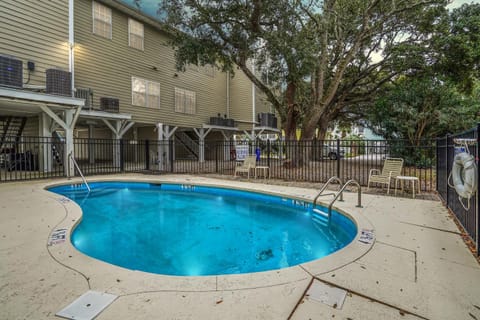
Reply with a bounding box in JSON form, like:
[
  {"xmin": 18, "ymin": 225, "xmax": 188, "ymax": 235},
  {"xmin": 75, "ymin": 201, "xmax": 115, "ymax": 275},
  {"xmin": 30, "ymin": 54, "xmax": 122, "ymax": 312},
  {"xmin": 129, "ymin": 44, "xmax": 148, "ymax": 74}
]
[{"xmin": 157, "ymin": 0, "xmax": 447, "ymax": 144}]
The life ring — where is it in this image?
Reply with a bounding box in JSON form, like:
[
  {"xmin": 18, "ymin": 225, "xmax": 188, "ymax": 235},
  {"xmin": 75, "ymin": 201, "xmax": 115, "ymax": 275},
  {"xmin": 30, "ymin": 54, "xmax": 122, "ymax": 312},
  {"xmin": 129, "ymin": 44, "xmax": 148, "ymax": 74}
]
[{"xmin": 449, "ymin": 152, "xmax": 477, "ymax": 199}]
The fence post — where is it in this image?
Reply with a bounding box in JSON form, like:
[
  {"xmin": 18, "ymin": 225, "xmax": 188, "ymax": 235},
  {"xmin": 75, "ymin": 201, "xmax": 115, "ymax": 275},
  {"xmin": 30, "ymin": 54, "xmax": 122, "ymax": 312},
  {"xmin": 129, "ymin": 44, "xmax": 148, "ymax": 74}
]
[
  {"xmin": 169, "ymin": 140, "xmax": 174, "ymax": 172},
  {"xmin": 435, "ymin": 138, "xmax": 439, "ymax": 192},
  {"xmin": 336, "ymin": 138, "xmax": 341, "ymax": 179},
  {"xmin": 145, "ymin": 140, "xmax": 150, "ymax": 171},
  {"xmin": 215, "ymin": 143, "xmax": 219, "ymax": 173},
  {"xmin": 120, "ymin": 139, "xmax": 125, "ymax": 172},
  {"xmin": 267, "ymin": 140, "xmax": 271, "ymax": 168},
  {"xmin": 477, "ymin": 123, "xmax": 480, "ymax": 256},
  {"xmin": 446, "ymin": 134, "xmax": 451, "ymax": 208}
]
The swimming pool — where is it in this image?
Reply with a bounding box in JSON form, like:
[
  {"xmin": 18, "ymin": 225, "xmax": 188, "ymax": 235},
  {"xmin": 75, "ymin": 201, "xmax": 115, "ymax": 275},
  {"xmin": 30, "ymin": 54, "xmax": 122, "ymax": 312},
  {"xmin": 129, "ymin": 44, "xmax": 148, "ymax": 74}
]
[{"xmin": 49, "ymin": 182, "xmax": 357, "ymax": 276}]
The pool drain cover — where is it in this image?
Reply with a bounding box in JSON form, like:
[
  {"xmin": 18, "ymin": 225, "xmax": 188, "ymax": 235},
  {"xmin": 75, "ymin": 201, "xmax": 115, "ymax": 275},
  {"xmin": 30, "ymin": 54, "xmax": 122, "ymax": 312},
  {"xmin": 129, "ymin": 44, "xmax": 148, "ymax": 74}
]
[
  {"xmin": 56, "ymin": 290, "xmax": 117, "ymax": 320},
  {"xmin": 306, "ymin": 280, "xmax": 347, "ymax": 309}
]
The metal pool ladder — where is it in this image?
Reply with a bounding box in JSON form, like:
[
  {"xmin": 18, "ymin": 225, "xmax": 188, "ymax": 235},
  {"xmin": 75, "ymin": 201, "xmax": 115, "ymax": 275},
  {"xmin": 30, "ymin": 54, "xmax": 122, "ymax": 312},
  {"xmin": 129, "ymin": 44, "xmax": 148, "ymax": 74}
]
[
  {"xmin": 69, "ymin": 153, "xmax": 91, "ymax": 192},
  {"xmin": 312, "ymin": 177, "xmax": 362, "ymax": 222}
]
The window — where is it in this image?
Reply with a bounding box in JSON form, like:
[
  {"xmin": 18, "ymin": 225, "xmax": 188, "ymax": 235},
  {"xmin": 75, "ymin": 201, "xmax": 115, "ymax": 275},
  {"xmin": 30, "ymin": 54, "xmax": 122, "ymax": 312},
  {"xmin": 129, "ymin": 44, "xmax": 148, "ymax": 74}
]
[
  {"xmin": 132, "ymin": 77, "xmax": 160, "ymax": 108},
  {"xmin": 128, "ymin": 18, "xmax": 144, "ymax": 50},
  {"xmin": 147, "ymin": 81, "xmax": 160, "ymax": 108},
  {"xmin": 175, "ymin": 87, "xmax": 196, "ymax": 114},
  {"xmin": 93, "ymin": 2, "xmax": 112, "ymax": 39}
]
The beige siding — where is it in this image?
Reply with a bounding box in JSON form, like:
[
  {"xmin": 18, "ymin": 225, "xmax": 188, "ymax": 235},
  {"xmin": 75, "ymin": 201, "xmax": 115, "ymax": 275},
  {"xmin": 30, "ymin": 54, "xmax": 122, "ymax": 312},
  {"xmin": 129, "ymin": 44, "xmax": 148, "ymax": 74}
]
[
  {"xmin": 229, "ymin": 69, "xmax": 254, "ymax": 131},
  {"xmin": 22, "ymin": 117, "xmax": 39, "ymax": 137},
  {"xmin": 255, "ymin": 90, "xmax": 272, "ymax": 114},
  {"xmin": 76, "ymin": 128, "xmax": 112, "ymax": 139},
  {"xmin": 74, "ymin": 0, "xmax": 230, "ymax": 128},
  {"xmin": 136, "ymin": 126, "xmax": 157, "ymax": 140},
  {"xmin": 0, "ymin": 0, "xmax": 69, "ymax": 86}
]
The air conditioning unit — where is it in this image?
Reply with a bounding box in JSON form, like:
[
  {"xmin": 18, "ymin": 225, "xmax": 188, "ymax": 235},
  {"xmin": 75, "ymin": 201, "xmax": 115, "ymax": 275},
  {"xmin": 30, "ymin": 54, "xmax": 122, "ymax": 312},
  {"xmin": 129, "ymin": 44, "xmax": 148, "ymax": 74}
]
[
  {"xmin": 271, "ymin": 116, "xmax": 277, "ymax": 128},
  {"xmin": 100, "ymin": 97, "xmax": 119, "ymax": 113},
  {"xmin": 0, "ymin": 56, "xmax": 23, "ymax": 88},
  {"xmin": 225, "ymin": 118, "xmax": 235, "ymax": 127},
  {"xmin": 75, "ymin": 88, "xmax": 93, "ymax": 109},
  {"xmin": 46, "ymin": 69, "xmax": 71, "ymax": 96},
  {"xmin": 209, "ymin": 117, "xmax": 223, "ymax": 126},
  {"xmin": 258, "ymin": 113, "xmax": 271, "ymax": 127},
  {"xmin": 258, "ymin": 113, "xmax": 277, "ymax": 128}
]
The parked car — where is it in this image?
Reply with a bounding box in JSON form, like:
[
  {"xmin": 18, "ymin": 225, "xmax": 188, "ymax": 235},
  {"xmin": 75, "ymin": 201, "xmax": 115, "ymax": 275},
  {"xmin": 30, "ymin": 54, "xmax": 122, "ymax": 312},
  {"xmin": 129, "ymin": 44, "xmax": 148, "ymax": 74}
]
[{"xmin": 322, "ymin": 144, "xmax": 345, "ymax": 160}]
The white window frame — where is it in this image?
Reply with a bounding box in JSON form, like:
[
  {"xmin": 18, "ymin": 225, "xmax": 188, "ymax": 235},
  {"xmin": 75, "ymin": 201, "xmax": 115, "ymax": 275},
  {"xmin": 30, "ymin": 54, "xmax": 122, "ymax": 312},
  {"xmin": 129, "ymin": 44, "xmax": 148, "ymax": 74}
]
[
  {"xmin": 132, "ymin": 77, "xmax": 160, "ymax": 108},
  {"xmin": 175, "ymin": 87, "xmax": 196, "ymax": 114},
  {"xmin": 92, "ymin": 1, "xmax": 112, "ymax": 39},
  {"xmin": 128, "ymin": 18, "xmax": 144, "ymax": 50}
]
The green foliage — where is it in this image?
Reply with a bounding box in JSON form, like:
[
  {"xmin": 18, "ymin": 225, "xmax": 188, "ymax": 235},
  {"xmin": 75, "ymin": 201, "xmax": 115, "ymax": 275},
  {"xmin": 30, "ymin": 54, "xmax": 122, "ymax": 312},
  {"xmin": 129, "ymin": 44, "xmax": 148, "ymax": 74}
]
[
  {"xmin": 432, "ymin": 3, "xmax": 480, "ymax": 93},
  {"xmin": 386, "ymin": 140, "xmax": 436, "ymax": 168},
  {"xmin": 367, "ymin": 76, "xmax": 480, "ymax": 142},
  {"xmin": 156, "ymin": 0, "xmax": 449, "ymax": 142},
  {"xmin": 343, "ymin": 135, "xmax": 366, "ymax": 156}
]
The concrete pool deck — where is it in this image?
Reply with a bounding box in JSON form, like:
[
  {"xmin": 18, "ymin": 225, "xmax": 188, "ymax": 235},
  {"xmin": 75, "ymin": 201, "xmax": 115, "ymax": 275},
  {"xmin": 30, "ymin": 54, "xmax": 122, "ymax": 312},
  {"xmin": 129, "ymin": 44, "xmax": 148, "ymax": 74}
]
[{"xmin": 1, "ymin": 174, "xmax": 479, "ymax": 319}]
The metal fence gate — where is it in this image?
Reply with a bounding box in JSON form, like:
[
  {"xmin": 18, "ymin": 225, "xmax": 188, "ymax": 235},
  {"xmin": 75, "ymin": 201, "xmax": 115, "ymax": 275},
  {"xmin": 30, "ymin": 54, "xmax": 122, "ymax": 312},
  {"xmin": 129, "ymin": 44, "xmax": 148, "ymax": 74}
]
[{"xmin": 437, "ymin": 124, "xmax": 479, "ymax": 255}]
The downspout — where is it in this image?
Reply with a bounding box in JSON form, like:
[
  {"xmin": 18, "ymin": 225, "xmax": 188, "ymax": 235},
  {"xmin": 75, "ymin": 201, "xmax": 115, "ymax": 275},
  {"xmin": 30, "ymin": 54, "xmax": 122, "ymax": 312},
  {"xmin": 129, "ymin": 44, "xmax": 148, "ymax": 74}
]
[
  {"xmin": 69, "ymin": 0, "xmax": 75, "ymax": 96},
  {"xmin": 251, "ymin": 59, "xmax": 256, "ymax": 139},
  {"xmin": 226, "ymin": 71, "xmax": 230, "ymax": 118}
]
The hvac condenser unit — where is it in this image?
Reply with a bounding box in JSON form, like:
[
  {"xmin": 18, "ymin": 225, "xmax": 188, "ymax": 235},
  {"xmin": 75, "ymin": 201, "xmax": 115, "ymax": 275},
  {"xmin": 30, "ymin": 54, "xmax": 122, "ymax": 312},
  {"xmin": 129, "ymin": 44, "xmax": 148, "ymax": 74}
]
[
  {"xmin": 100, "ymin": 97, "xmax": 119, "ymax": 113},
  {"xmin": 0, "ymin": 56, "xmax": 23, "ymax": 88},
  {"xmin": 258, "ymin": 113, "xmax": 272, "ymax": 127},
  {"xmin": 258, "ymin": 113, "xmax": 277, "ymax": 128},
  {"xmin": 75, "ymin": 88, "xmax": 93, "ymax": 109},
  {"xmin": 46, "ymin": 69, "xmax": 72, "ymax": 96}
]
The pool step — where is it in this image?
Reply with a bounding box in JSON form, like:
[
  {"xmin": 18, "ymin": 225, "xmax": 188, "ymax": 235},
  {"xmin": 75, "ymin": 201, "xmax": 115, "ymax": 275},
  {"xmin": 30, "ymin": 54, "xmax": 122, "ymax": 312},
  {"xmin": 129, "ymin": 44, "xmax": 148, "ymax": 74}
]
[{"xmin": 312, "ymin": 208, "xmax": 329, "ymax": 227}]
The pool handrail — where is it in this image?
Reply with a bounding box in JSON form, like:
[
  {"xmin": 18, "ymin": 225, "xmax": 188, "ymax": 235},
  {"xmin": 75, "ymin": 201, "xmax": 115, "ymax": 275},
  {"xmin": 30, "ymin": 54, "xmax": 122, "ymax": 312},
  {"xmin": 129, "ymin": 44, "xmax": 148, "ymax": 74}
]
[
  {"xmin": 313, "ymin": 178, "xmax": 362, "ymax": 224},
  {"xmin": 69, "ymin": 153, "xmax": 91, "ymax": 192},
  {"xmin": 313, "ymin": 176, "xmax": 344, "ymax": 207},
  {"xmin": 328, "ymin": 179, "xmax": 362, "ymax": 216}
]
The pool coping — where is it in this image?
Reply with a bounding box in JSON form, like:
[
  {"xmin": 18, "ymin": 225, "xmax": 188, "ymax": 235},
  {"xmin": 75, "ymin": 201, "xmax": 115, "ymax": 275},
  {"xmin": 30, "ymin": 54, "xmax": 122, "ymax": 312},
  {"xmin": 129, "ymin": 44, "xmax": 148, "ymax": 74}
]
[
  {"xmin": 43, "ymin": 176, "xmax": 374, "ymax": 294},
  {"xmin": 3, "ymin": 174, "xmax": 480, "ymax": 319}
]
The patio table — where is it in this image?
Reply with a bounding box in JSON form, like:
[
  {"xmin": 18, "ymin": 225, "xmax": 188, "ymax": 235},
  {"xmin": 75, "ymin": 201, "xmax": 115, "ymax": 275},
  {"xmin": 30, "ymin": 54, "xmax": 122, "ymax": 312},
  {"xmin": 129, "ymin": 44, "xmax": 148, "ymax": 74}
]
[{"xmin": 394, "ymin": 175, "xmax": 420, "ymax": 199}]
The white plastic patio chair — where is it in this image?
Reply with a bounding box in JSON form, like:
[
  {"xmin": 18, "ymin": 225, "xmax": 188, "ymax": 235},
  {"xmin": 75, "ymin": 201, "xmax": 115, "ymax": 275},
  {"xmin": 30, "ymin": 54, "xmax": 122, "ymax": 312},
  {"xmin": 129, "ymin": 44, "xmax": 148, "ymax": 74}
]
[
  {"xmin": 234, "ymin": 155, "xmax": 257, "ymax": 179},
  {"xmin": 367, "ymin": 157, "xmax": 404, "ymax": 194}
]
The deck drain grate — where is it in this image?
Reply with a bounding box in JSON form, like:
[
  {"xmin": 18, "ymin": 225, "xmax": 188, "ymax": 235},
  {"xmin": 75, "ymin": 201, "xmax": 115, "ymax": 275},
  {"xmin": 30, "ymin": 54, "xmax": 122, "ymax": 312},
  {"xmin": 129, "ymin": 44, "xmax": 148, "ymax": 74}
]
[
  {"xmin": 56, "ymin": 290, "xmax": 117, "ymax": 320},
  {"xmin": 306, "ymin": 280, "xmax": 347, "ymax": 309}
]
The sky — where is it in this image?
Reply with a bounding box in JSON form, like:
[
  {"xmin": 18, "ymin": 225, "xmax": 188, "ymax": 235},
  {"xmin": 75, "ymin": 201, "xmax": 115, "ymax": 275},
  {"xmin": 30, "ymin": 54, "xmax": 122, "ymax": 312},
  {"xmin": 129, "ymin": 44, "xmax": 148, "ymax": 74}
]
[
  {"xmin": 120, "ymin": 0, "xmax": 480, "ymax": 18},
  {"xmin": 120, "ymin": 0, "xmax": 159, "ymax": 19},
  {"xmin": 448, "ymin": 0, "xmax": 480, "ymax": 8}
]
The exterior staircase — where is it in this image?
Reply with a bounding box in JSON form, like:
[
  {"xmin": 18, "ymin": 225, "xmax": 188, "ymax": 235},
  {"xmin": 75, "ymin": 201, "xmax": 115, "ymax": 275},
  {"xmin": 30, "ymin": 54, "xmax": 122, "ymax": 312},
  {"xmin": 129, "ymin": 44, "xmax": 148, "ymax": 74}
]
[
  {"xmin": 52, "ymin": 131, "xmax": 64, "ymax": 165},
  {"xmin": 0, "ymin": 116, "xmax": 27, "ymax": 151},
  {"xmin": 175, "ymin": 131, "xmax": 199, "ymax": 160}
]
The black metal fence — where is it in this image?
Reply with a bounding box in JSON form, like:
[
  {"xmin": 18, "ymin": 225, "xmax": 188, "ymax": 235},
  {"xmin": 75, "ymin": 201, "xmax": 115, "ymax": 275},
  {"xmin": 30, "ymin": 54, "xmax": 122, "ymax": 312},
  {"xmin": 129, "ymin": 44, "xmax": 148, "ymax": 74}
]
[
  {"xmin": 436, "ymin": 124, "xmax": 479, "ymax": 255},
  {"xmin": 1, "ymin": 136, "xmax": 437, "ymax": 192},
  {"xmin": 0, "ymin": 136, "xmax": 64, "ymax": 182},
  {"xmin": 3, "ymin": 133, "xmax": 477, "ymax": 253}
]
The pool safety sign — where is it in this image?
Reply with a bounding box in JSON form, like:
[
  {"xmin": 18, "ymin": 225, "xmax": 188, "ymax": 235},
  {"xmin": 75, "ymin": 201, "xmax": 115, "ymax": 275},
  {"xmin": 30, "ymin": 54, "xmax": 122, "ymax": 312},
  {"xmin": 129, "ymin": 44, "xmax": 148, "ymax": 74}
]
[
  {"xmin": 358, "ymin": 229, "xmax": 375, "ymax": 244},
  {"xmin": 48, "ymin": 228, "xmax": 67, "ymax": 246},
  {"xmin": 235, "ymin": 145, "xmax": 249, "ymax": 161}
]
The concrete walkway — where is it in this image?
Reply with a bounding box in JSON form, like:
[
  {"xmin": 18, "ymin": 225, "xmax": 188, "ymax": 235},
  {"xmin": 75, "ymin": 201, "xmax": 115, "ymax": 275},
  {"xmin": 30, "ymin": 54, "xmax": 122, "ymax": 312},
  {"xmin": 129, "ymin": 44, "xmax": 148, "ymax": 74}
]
[{"xmin": 0, "ymin": 174, "xmax": 479, "ymax": 320}]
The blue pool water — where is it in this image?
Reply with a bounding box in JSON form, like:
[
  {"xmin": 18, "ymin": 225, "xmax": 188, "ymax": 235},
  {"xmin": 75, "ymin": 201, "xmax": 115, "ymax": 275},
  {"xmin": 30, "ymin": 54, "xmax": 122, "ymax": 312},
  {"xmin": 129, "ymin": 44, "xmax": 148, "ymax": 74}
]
[{"xmin": 49, "ymin": 182, "xmax": 357, "ymax": 276}]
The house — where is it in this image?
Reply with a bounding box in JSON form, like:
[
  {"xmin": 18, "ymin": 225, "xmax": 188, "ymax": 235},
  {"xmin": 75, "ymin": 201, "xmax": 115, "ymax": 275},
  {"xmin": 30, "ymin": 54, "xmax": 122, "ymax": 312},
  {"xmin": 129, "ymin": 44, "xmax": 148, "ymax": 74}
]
[{"xmin": 0, "ymin": 0, "xmax": 278, "ymax": 177}]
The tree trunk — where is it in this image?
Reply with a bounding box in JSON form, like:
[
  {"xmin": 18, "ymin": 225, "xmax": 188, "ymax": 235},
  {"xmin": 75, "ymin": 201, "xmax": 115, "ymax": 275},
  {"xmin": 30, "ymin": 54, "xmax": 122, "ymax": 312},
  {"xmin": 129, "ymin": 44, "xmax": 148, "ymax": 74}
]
[
  {"xmin": 298, "ymin": 114, "xmax": 331, "ymax": 165},
  {"xmin": 284, "ymin": 82, "xmax": 298, "ymax": 141},
  {"xmin": 316, "ymin": 116, "xmax": 330, "ymax": 141}
]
